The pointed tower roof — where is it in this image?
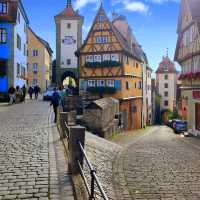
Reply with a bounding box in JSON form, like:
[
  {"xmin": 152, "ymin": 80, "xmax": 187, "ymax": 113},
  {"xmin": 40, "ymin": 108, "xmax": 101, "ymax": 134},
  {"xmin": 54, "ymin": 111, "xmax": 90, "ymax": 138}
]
[
  {"xmin": 156, "ymin": 55, "xmax": 177, "ymax": 74},
  {"xmin": 55, "ymin": 0, "xmax": 83, "ymax": 20}
]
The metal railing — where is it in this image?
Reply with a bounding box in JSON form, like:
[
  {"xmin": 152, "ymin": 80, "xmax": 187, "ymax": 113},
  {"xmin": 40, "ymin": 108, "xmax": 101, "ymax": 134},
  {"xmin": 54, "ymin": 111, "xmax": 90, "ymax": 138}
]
[
  {"xmin": 62, "ymin": 115, "xmax": 109, "ymax": 200},
  {"xmin": 77, "ymin": 141, "xmax": 109, "ymax": 200}
]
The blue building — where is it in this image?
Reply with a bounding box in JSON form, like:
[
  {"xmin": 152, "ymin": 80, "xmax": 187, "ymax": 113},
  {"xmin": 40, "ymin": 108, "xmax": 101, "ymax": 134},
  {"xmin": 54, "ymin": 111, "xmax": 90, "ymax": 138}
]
[{"xmin": 0, "ymin": 0, "xmax": 29, "ymax": 101}]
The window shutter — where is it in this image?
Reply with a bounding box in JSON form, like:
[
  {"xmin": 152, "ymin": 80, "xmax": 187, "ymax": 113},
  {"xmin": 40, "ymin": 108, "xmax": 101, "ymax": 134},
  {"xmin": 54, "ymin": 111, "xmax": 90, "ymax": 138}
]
[{"xmin": 115, "ymin": 80, "xmax": 121, "ymax": 90}]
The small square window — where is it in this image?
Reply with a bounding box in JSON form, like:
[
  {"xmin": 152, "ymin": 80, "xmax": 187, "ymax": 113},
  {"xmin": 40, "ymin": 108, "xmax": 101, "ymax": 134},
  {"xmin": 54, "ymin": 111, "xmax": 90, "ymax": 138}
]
[
  {"xmin": 164, "ymin": 91, "xmax": 168, "ymax": 97},
  {"xmin": 67, "ymin": 59, "xmax": 71, "ymax": 65},
  {"xmin": 164, "ymin": 83, "xmax": 168, "ymax": 88},
  {"xmin": 164, "ymin": 100, "xmax": 168, "ymax": 106},
  {"xmin": 67, "ymin": 23, "xmax": 71, "ymax": 29},
  {"xmin": 164, "ymin": 74, "xmax": 168, "ymax": 80}
]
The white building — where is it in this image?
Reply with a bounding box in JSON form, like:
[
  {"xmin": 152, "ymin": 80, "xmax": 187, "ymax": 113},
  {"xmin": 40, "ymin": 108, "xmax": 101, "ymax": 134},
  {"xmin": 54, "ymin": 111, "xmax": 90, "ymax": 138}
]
[
  {"xmin": 142, "ymin": 53, "xmax": 153, "ymax": 126},
  {"xmin": 146, "ymin": 67, "xmax": 153, "ymax": 124},
  {"xmin": 156, "ymin": 56, "xmax": 178, "ymax": 113},
  {"xmin": 54, "ymin": 0, "xmax": 83, "ymax": 84},
  {"xmin": 14, "ymin": 0, "xmax": 29, "ymax": 88}
]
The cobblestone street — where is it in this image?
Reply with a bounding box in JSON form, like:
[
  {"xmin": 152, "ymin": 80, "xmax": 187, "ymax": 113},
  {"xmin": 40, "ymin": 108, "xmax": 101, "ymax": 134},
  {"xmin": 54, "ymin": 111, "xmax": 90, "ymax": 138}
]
[
  {"xmin": 113, "ymin": 126, "xmax": 200, "ymax": 200},
  {"xmin": 0, "ymin": 100, "xmax": 74, "ymax": 200}
]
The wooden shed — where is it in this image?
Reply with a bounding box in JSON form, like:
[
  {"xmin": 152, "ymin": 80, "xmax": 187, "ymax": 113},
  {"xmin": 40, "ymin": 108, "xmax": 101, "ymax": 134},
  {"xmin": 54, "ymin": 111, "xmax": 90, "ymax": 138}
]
[{"xmin": 83, "ymin": 97, "xmax": 120, "ymax": 138}]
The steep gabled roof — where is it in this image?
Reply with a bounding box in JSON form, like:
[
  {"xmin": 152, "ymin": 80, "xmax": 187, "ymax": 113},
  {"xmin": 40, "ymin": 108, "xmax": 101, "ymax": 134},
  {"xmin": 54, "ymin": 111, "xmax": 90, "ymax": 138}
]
[
  {"xmin": 29, "ymin": 27, "xmax": 53, "ymax": 56},
  {"xmin": 77, "ymin": 4, "xmax": 142, "ymax": 62}
]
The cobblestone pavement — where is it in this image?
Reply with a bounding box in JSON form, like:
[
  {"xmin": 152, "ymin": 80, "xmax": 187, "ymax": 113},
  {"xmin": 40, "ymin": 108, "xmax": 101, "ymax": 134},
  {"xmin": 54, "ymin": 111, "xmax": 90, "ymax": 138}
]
[
  {"xmin": 84, "ymin": 131, "xmax": 122, "ymax": 199},
  {"xmin": 113, "ymin": 126, "xmax": 200, "ymax": 200},
  {"xmin": 0, "ymin": 100, "xmax": 74, "ymax": 200}
]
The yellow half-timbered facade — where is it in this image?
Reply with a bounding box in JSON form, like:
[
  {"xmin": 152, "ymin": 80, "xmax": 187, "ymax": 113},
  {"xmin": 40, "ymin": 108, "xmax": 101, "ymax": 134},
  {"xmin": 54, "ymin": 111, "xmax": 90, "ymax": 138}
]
[
  {"xmin": 175, "ymin": 0, "xmax": 200, "ymax": 135},
  {"xmin": 77, "ymin": 5, "xmax": 144, "ymax": 130}
]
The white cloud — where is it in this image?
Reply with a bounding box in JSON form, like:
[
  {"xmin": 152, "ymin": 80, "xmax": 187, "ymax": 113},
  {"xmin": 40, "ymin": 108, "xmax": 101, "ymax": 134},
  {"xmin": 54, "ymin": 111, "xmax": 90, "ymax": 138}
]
[
  {"xmin": 123, "ymin": 1, "xmax": 149, "ymax": 13},
  {"xmin": 74, "ymin": 0, "xmax": 99, "ymax": 10},
  {"xmin": 111, "ymin": 0, "xmax": 149, "ymax": 14}
]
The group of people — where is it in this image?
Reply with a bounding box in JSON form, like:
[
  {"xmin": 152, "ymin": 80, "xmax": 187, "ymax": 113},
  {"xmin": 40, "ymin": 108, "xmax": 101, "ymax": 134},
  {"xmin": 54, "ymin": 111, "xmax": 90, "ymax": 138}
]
[
  {"xmin": 28, "ymin": 85, "xmax": 41, "ymax": 100},
  {"xmin": 8, "ymin": 85, "xmax": 41, "ymax": 105},
  {"xmin": 8, "ymin": 85, "xmax": 27, "ymax": 105}
]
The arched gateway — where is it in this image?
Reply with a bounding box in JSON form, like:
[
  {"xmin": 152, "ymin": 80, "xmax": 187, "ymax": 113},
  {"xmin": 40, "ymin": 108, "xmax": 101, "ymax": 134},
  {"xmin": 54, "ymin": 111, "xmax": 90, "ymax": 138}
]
[{"xmin": 54, "ymin": 0, "xmax": 84, "ymax": 89}]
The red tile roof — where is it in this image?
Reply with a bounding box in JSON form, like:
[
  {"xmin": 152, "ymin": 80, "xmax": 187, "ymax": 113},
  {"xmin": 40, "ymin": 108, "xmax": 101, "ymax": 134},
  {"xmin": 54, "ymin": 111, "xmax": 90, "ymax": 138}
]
[
  {"xmin": 55, "ymin": 5, "xmax": 82, "ymax": 19},
  {"xmin": 156, "ymin": 56, "xmax": 177, "ymax": 74}
]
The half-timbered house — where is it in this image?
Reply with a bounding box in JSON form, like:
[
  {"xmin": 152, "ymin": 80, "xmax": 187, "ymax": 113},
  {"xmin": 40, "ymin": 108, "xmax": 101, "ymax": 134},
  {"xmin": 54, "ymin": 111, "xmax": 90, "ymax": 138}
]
[
  {"xmin": 77, "ymin": 5, "xmax": 144, "ymax": 130},
  {"xmin": 175, "ymin": 0, "xmax": 200, "ymax": 135}
]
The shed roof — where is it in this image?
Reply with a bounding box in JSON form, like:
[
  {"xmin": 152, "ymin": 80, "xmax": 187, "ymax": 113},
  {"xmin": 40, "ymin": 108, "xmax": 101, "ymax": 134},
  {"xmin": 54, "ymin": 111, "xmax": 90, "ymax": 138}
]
[{"xmin": 86, "ymin": 97, "xmax": 119, "ymax": 110}]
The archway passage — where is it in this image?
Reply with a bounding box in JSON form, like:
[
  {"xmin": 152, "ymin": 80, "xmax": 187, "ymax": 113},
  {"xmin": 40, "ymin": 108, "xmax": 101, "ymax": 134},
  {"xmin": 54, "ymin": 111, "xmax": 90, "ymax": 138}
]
[{"xmin": 61, "ymin": 71, "xmax": 79, "ymax": 95}]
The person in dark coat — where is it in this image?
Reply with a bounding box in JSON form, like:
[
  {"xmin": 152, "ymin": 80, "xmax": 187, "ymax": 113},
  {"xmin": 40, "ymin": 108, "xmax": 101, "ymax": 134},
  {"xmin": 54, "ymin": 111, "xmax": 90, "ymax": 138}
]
[
  {"xmin": 21, "ymin": 85, "xmax": 27, "ymax": 102},
  {"xmin": 50, "ymin": 88, "xmax": 60, "ymax": 123},
  {"xmin": 28, "ymin": 86, "xmax": 34, "ymax": 100},
  {"xmin": 8, "ymin": 86, "xmax": 16, "ymax": 105},
  {"xmin": 34, "ymin": 85, "xmax": 40, "ymax": 100}
]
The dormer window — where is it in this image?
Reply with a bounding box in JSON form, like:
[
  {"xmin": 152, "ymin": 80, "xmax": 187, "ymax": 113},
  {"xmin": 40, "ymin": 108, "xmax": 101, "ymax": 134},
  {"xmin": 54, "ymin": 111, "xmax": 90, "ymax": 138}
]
[
  {"xmin": 0, "ymin": 2, "xmax": 8, "ymax": 14},
  {"xmin": 164, "ymin": 66, "xmax": 168, "ymax": 71}
]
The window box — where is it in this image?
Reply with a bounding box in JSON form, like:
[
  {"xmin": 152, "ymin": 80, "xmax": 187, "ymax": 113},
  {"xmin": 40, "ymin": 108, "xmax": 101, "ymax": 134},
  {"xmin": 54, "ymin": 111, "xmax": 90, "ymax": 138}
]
[
  {"xmin": 85, "ymin": 60, "xmax": 122, "ymax": 68},
  {"xmin": 87, "ymin": 86, "xmax": 117, "ymax": 94}
]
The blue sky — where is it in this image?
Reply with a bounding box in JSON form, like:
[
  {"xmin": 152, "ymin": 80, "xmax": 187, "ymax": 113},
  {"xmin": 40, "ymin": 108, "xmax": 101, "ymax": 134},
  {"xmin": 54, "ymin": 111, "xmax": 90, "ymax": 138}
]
[{"xmin": 23, "ymin": 0, "xmax": 181, "ymax": 72}]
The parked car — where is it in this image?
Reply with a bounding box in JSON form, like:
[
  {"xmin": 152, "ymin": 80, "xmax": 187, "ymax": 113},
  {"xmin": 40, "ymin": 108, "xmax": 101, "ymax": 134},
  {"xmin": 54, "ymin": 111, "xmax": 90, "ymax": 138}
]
[
  {"xmin": 172, "ymin": 119, "xmax": 187, "ymax": 133},
  {"xmin": 43, "ymin": 87, "xmax": 54, "ymax": 101},
  {"xmin": 166, "ymin": 120, "xmax": 172, "ymax": 127}
]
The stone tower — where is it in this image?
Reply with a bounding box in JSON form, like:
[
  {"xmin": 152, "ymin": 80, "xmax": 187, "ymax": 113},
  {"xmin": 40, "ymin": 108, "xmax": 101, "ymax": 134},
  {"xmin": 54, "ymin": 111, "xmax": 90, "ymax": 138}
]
[{"xmin": 54, "ymin": 0, "xmax": 84, "ymax": 85}]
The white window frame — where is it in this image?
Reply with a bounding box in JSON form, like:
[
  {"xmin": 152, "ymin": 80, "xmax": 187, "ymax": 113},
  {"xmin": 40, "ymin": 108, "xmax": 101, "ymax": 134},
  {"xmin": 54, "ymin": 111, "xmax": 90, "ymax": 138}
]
[
  {"xmin": 103, "ymin": 54, "xmax": 110, "ymax": 61},
  {"xmin": 111, "ymin": 54, "xmax": 119, "ymax": 62},
  {"xmin": 86, "ymin": 55, "xmax": 93, "ymax": 63},
  {"xmin": 33, "ymin": 50, "xmax": 38, "ymax": 57},
  {"xmin": 0, "ymin": 2, "xmax": 8, "ymax": 14},
  {"xmin": 106, "ymin": 80, "xmax": 114, "ymax": 87},
  {"xmin": 96, "ymin": 36, "xmax": 108, "ymax": 44},
  {"xmin": 94, "ymin": 55, "xmax": 101, "ymax": 62},
  {"xmin": 33, "ymin": 63, "xmax": 38, "ymax": 72},
  {"xmin": 97, "ymin": 80, "xmax": 105, "ymax": 87},
  {"xmin": 88, "ymin": 80, "xmax": 96, "ymax": 87}
]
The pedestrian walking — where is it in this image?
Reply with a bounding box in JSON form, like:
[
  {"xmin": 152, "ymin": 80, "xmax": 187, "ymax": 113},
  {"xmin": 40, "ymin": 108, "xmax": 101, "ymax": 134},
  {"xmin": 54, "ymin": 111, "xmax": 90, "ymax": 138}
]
[
  {"xmin": 34, "ymin": 85, "xmax": 40, "ymax": 100},
  {"xmin": 28, "ymin": 86, "xmax": 34, "ymax": 100},
  {"xmin": 50, "ymin": 88, "xmax": 60, "ymax": 123},
  {"xmin": 15, "ymin": 86, "xmax": 23, "ymax": 103},
  {"xmin": 8, "ymin": 86, "xmax": 16, "ymax": 105},
  {"xmin": 21, "ymin": 85, "xmax": 27, "ymax": 102}
]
